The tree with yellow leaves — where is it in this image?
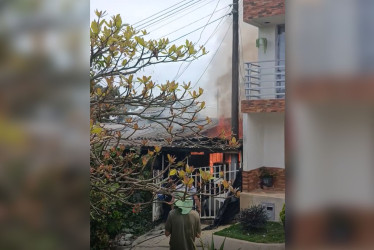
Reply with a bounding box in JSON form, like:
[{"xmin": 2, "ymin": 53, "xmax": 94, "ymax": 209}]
[{"xmin": 89, "ymin": 10, "xmax": 240, "ymax": 248}]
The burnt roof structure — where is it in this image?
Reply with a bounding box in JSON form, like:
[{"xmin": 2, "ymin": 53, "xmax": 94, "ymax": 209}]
[{"xmin": 104, "ymin": 118, "xmax": 242, "ymax": 153}]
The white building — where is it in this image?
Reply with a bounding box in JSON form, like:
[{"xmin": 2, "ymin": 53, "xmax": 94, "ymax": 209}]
[{"xmin": 240, "ymin": 0, "xmax": 285, "ymax": 222}]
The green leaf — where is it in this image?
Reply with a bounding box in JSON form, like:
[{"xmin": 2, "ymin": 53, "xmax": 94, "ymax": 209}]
[
  {"xmin": 219, "ymin": 237, "xmax": 226, "ymax": 250},
  {"xmin": 169, "ymin": 169, "xmax": 177, "ymax": 176},
  {"xmin": 105, "ymin": 55, "xmax": 111, "ymax": 65},
  {"xmin": 210, "ymin": 235, "xmax": 214, "ymax": 250},
  {"xmin": 171, "ymin": 45, "xmax": 176, "ymax": 53},
  {"xmin": 135, "ymin": 36, "xmax": 145, "ymax": 46},
  {"xmin": 91, "ymin": 21, "xmax": 99, "ymax": 34},
  {"xmin": 115, "ymin": 14, "xmax": 122, "ymax": 28},
  {"xmin": 107, "ymin": 37, "xmax": 118, "ymax": 45},
  {"xmin": 127, "ymin": 74, "xmax": 133, "ymax": 83},
  {"xmin": 200, "ymin": 101, "xmax": 205, "ymax": 109},
  {"xmin": 94, "ymin": 10, "xmax": 101, "ymax": 17},
  {"xmin": 91, "ymin": 126, "xmax": 102, "ymax": 135},
  {"xmin": 188, "ymin": 46, "xmax": 195, "ymax": 54}
]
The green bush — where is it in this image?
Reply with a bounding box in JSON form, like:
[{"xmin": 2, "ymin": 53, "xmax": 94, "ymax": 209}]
[
  {"xmin": 90, "ymin": 190, "xmax": 153, "ymax": 249},
  {"xmin": 237, "ymin": 205, "xmax": 268, "ymax": 232},
  {"xmin": 279, "ymin": 203, "xmax": 285, "ymax": 228}
]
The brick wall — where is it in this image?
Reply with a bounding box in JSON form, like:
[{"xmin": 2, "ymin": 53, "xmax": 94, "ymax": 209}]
[
  {"xmin": 242, "ymin": 167, "xmax": 285, "ymax": 192},
  {"xmin": 243, "ymin": 0, "xmax": 285, "ymax": 22},
  {"xmin": 241, "ymin": 99, "xmax": 285, "ymax": 113}
]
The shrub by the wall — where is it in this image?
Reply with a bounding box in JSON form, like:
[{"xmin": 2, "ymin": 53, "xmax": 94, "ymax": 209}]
[{"xmin": 237, "ymin": 205, "xmax": 268, "ymax": 232}]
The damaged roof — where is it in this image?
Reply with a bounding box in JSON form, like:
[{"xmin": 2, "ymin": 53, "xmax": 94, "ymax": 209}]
[{"xmin": 103, "ymin": 118, "xmax": 241, "ymax": 152}]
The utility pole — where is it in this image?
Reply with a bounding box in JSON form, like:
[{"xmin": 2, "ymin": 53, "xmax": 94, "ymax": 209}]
[{"xmin": 231, "ymin": 0, "xmax": 239, "ymax": 172}]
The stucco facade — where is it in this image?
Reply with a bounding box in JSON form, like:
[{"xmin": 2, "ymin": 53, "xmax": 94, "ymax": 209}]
[{"xmin": 240, "ymin": 0, "xmax": 285, "ymax": 221}]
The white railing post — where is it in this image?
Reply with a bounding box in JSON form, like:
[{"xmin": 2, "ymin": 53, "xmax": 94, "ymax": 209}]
[
  {"xmin": 244, "ymin": 60, "xmax": 285, "ymax": 100},
  {"xmin": 178, "ymin": 165, "xmax": 240, "ymax": 219}
]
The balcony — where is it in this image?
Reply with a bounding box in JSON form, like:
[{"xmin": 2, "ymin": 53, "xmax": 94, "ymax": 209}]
[
  {"xmin": 244, "ymin": 60, "xmax": 285, "ymax": 100},
  {"xmin": 243, "ymin": 0, "xmax": 285, "ymax": 27}
]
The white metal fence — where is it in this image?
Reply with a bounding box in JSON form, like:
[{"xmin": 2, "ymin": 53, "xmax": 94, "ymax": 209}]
[
  {"xmin": 244, "ymin": 60, "xmax": 285, "ymax": 100},
  {"xmin": 152, "ymin": 169, "xmax": 163, "ymax": 222},
  {"xmin": 152, "ymin": 164, "xmax": 240, "ymax": 221},
  {"xmin": 191, "ymin": 163, "xmax": 240, "ymax": 219}
]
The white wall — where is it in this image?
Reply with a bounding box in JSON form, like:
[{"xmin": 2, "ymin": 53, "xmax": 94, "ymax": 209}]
[
  {"xmin": 243, "ymin": 113, "xmax": 285, "ymax": 171},
  {"xmin": 240, "ymin": 192, "xmax": 285, "ymax": 222},
  {"xmin": 263, "ymin": 114, "xmax": 285, "ymax": 167},
  {"xmin": 256, "ymin": 25, "xmax": 278, "ymax": 98},
  {"xmin": 242, "ymin": 25, "xmax": 284, "ymax": 171},
  {"xmin": 258, "ymin": 25, "xmax": 277, "ymax": 62},
  {"xmin": 243, "ymin": 113, "xmax": 264, "ymax": 171}
]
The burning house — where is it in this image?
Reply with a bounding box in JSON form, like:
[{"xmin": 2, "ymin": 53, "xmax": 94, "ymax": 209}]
[
  {"xmin": 104, "ymin": 116, "xmax": 243, "ymax": 221},
  {"xmin": 106, "ymin": 117, "xmax": 242, "ymax": 178}
]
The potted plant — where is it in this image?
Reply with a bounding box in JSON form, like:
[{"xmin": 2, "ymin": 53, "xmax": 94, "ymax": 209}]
[
  {"xmin": 256, "ymin": 37, "xmax": 267, "ymax": 53},
  {"xmin": 259, "ymin": 167, "xmax": 276, "ymax": 188}
]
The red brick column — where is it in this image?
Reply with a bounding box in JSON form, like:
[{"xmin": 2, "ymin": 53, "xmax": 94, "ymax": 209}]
[
  {"xmin": 243, "ymin": 0, "xmax": 285, "ymax": 22},
  {"xmin": 241, "ymin": 99, "xmax": 285, "ymax": 113},
  {"xmin": 242, "ymin": 167, "xmax": 285, "ymax": 192}
]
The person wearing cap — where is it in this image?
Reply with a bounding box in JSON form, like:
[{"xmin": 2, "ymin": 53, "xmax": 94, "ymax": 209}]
[
  {"xmin": 174, "ymin": 182, "xmax": 201, "ymax": 213},
  {"xmin": 164, "ymin": 190, "xmax": 201, "ymax": 250}
]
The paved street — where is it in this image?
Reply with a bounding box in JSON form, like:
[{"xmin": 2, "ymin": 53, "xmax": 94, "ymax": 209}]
[{"xmin": 127, "ymin": 223, "xmax": 285, "ymax": 250}]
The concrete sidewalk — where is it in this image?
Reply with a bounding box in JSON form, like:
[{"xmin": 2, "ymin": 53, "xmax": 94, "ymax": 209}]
[{"xmin": 127, "ymin": 223, "xmax": 285, "ymax": 250}]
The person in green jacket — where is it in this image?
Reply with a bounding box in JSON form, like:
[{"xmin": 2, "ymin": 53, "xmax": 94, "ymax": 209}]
[{"xmin": 165, "ymin": 191, "xmax": 201, "ymax": 250}]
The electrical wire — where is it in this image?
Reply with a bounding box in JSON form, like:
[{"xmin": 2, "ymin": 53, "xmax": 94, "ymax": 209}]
[
  {"xmin": 169, "ymin": 14, "xmax": 230, "ymax": 44},
  {"xmin": 121, "ymin": 13, "xmax": 228, "ymax": 65},
  {"xmin": 158, "ymin": 4, "xmax": 230, "ymax": 39},
  {"xmin": 148, "ymin": 0, "xmax": 217, "ymax": 34},
  {"xmin": 132, "ymin": 0, "xmax": 192, "ymax": 27},
  {"xmin": 195, "ymin": 0, "xmax": 222, "ymax": 45},
  {"xmin": 171, "ymin": 1, "xmax": 232, "ymax": 80},
  {"xmin": 135, "ymin": 0, "xmax": 208, "ymax": 31},
  {"xmin": 173, "ymin": 9, "xmax": 232, "ymax": 81}
]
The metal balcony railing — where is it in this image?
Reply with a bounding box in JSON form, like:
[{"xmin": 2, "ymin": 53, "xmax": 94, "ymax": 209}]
[{"xmin": 244, "ymin": 60, "xmax": 285, "ymax": 100}]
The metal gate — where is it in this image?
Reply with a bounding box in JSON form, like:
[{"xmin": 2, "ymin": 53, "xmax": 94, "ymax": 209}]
[
  {"xmin": 152, "ymin": 169, "xmax": 163, "ymax": 222},
  {"xmin": 191, "ymin": 163, "xmax": 240, "ymax": 219},
  {"xmin": 153, "ymin": 164, "xmax": 240, "ymax": 221}
]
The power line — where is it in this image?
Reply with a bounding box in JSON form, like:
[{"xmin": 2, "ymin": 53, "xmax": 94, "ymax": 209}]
[
  {"xmin": 174, "ymin": 9, "xmax": 232, "ymax": 80},
  {"xmin": 121, "ymin": 13, "xmax": 228, "ymax": 64},
  {"xmin": 135, "ymin": 0, "xmax": 207, "ymax": 30},
  {"xmin": 173, "ymin": 14, "xmax": 229, "ymax": 80},
  {"xmin": 192, "ymin": 20, "xmax": 233, "ymax": 89},
  {"xmin": 169, "ymin": 14, "xmax": 230, "ymax": 44},
  {"xmin": 173, "ymin": 0, "xmax": 230, "ymax": 80},
  {"xmin": 148, "ymin": 0, "xmax": 217, "ymax": 34},
  {"xmin": 131, "ymin": 13, "xmax": 228, "ymax": 64},
  {"xmin": 158, "ymin": 4, "xmax": 230, "ymax": 39},
  {"xmin": 195, "ymin": 0, "xmax": 222, "ymax": 45},
  {"xmin": 132, "ymin": 0, "xmax": 191, "ymax": 27}
]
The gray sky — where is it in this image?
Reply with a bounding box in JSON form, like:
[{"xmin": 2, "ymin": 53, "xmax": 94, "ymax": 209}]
[{"xmin": 90, "ymin": 0, "xmax": 257, "ymax": 117}]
